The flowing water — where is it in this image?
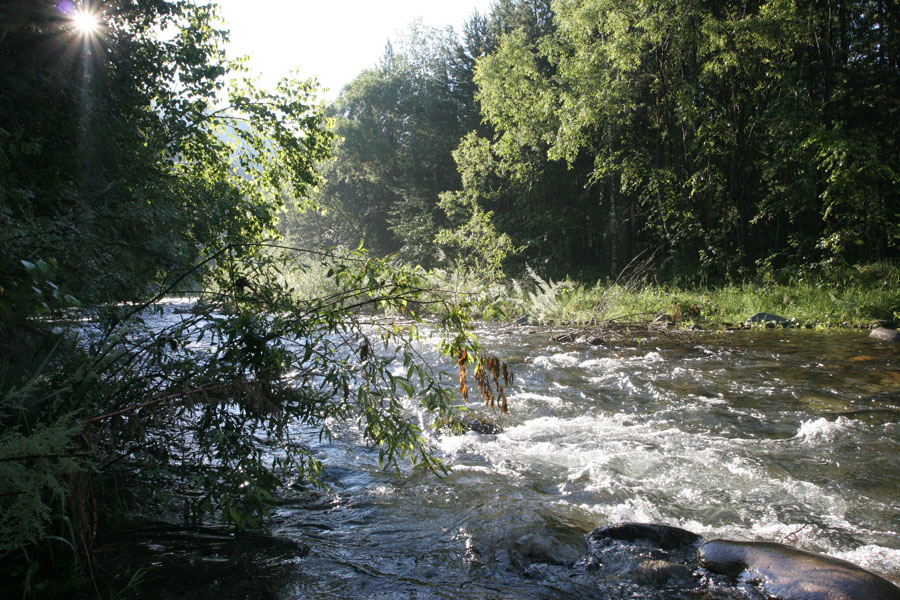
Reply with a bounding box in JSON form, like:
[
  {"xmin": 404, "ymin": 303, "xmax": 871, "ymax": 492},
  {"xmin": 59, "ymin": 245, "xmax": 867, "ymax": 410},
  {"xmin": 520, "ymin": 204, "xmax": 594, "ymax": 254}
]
[{"xmin": 99, "ymin": 311, "xmax": 900, "ymax": 599}]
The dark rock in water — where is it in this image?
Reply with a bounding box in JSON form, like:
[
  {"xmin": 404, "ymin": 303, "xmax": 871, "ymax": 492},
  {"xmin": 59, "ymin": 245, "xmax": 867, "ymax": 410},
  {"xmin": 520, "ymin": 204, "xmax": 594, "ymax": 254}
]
[
  {"xmin": 746, "ymin": 312, "xmax": 792, "ymax": 327},
  {"xmin": 698, "ymin": 539, "xmax": 900, "ymax": 600},
  {"xmin": 580, "ymin": 523, "xmax": 704, "ymax": 593},
  {"xmin": 576, "ymin": 335, "xmax": 604, "ymax": 345},
  {"xmin": 512, "ymin": 530, "xmax": 585, "ymax": 568},
  {"xmin": 513, "ymin": 316, "xmax": 530, "ymax": 326},
  {"xmin": 870, "ymin": 327, "xmax": 900, "ymax": 342},
  {"xmin": 591, "ymin": 522, "xmax": 702, "ymax": 551},
  {"xmin": 632, "ymin": 560, "xmax": 695, "ymax": 586},
  {"xmin": 574, "ymin": 523, "xmax": 900, "ymax": 599},
  {"xmin": 551, "ymin": 332, "xmax": 577, "ymax": 343},
  {"xmin": 652, "ymin": 314, "xmax": 675, "ymax": 327},
  {"xmin": 442, "ymin": 413, "xmax": 503, "ymax": 435}
]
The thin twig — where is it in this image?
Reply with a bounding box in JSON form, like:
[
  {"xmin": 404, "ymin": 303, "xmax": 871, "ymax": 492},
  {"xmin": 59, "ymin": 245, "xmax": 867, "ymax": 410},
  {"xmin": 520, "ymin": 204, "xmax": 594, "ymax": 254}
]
[
  {"xmin": 84, "ymin": 381, "xmax": 232, "ymax": 425},
  {"xmin": 780, "ymin": 523, "xmax": 810, "ymax": 544}
]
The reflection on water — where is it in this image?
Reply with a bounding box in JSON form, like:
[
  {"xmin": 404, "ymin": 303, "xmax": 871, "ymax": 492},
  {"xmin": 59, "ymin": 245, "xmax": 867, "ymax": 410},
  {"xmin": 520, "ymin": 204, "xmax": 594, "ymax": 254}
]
[{"xmin": 104, "ymin": 315, "xmax": 900, "ymax": 598}]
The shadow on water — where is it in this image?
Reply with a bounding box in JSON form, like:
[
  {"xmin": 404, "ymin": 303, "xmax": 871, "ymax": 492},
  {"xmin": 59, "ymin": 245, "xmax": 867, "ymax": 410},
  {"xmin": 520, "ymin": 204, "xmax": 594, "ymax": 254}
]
[{"xmin": 98, "ymin": 326, "xmax": 900, "ymax": 599}]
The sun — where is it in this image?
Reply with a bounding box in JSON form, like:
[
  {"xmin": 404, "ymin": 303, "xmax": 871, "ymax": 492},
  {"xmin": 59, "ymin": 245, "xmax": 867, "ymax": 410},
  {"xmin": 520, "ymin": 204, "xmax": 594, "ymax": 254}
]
[{"xmin": 72, "ymin": 10, "xmax": 99, "ymax": 34}]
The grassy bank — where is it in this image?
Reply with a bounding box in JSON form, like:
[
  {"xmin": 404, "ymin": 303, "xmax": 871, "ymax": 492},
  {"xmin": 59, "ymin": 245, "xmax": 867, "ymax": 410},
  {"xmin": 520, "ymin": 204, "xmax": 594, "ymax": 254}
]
[
  {"xmin": 421, "ymin": 264, "xmax": 900, "ymax": 329},
  {"xmin": 276, "ymin": 249, "xmax": 898, "ymax": 328}
]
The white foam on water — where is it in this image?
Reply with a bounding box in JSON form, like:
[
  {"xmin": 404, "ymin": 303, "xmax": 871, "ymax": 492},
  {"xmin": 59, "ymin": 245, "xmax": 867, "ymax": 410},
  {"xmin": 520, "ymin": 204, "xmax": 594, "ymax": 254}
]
[
  {"xmin": 587, "ymin": 497, "xmax": 668, "ymax": 525},
  {"xmin": 432, "ymin": 355, "xmax": 899, "ymax": 579},
  {"xmin": 578, "ymin": 351, "xmax": 663, "ymax": 372},
  {"xmin": 696, "ymin": 394, "xmax": 728, "ymax": 405},
  {"xmin": 795, "ymin": 416, "xmax": 856, "ymax": 444},
  {"xmin": 532, "ymin": 352, "xmax": 581, "ymax": 369},
  {"xmin": 509, "ymin": 391, "xmax": 565, "ymax": 408},
  {"xmin": 640, "ymin": 351, "xmax": 664, "ymax": 363},
  {"xmin": 834, "ymin": 544, "xmax": 900, "ymax": 575},
  {"xmin": 446, "ymin": 464, "xmax": 496, "ymax": 475},
  {"xmin": 579, "ymin": 357, "xmax": 623, "ymax": 371}
]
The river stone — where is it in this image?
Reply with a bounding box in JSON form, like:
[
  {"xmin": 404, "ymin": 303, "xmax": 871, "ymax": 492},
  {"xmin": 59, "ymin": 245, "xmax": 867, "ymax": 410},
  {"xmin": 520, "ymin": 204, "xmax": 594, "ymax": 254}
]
[
  {"xmin": 442, "ymin": 413, "xmax": 503, "ymax": 435},
  {"xmin": 581, "ymin": 523, "xmax": 704, "ymax": 595},
  {"xmin": 746, "ymin": 312, "xmax": 791, "ymax": 327},
  {"xmin": 653, "ymin": 314, "xmax": 675, "ymax": 326},
  {"xmin": 634, "ymin": 560, "xmax": 695, "ymax": 585},
  {"xmin": 590, "ymin": 522, "xmax": 703, "ymax": 551},
  {"xmin": 551, "ymin": 332, "xmax": 577, "ymax": 343},
  {"xmin": 698, "ymin": 539, "xmax": 900, "ymax": 600},
  {"xmin": 870, "ymin": 327, "xmax": 900, "ymax": 342}
]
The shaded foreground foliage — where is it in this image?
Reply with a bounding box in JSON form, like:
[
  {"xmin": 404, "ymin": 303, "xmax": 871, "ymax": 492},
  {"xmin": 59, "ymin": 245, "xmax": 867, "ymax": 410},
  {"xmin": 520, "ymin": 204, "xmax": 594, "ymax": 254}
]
[{"xmin": 0, "ymin": 2, "xmax": 482, "ymax": 596}]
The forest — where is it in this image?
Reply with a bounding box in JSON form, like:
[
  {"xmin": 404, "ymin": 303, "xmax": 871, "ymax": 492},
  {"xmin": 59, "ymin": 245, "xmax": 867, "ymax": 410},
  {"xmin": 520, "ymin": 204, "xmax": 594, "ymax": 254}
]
[
  {"xmin": 287, "ymin": 0, "xmax": 899, "ymax": 283},
  {"xmin": 1, "ymin": 0, "xmax": 898, "ymax": 596}
]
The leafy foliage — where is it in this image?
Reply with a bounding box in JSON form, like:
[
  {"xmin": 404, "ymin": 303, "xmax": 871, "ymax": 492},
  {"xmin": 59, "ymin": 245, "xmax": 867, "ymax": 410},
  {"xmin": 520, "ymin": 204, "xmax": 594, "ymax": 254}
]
[
  {"xmin": 431, "ymin": 0, "xmax": 899, "ymax": 282},
  {"xmin": 0, "ymin": 2, "xmax": 484, "ymax": 596},
  {"xmin": 84, "ymin": 246, "xmax": 478, "ymax": 526},
  {"xmin": 282, "ymin": 22, "xmax": 474, "ymax": 264}
]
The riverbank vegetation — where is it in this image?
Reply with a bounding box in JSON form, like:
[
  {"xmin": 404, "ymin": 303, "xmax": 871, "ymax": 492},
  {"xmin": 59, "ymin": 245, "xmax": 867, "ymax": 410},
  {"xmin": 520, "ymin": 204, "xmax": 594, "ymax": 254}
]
[
  {"xmin": 285, "ymin": 0, "xmax": 898, "ymax": 286},
  {"xmin": 283, "ymin": 257, "xmax": 899, "ymax": 328},
  {"xmin": 2, "ymin": 0, "xmax": 898, "ymax": 597},
  {"xmin": 0, "ymin": 3, "xmax": 479, "ymax": 597}
]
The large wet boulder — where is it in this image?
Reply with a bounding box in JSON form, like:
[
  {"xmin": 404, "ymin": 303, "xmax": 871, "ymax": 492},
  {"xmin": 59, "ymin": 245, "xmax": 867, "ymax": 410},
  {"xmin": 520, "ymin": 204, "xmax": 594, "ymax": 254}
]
[
  {"xmin": 574, "ymin": 523, "xmax": 900, "ymax": 599},
  {"xmin": 870, "ymin": 327, "xmax": 900, "ymax": 342},
  {"xmin": 591, "ymin": 522, "xmax": 702, "ymax": 551},
  {"xmin": 698, "ymin": 539, "xmax": 900, "ymax": 600},
  {"xmin": 746, "ymin": 312, "xmax": 792, "ymax": 327}
]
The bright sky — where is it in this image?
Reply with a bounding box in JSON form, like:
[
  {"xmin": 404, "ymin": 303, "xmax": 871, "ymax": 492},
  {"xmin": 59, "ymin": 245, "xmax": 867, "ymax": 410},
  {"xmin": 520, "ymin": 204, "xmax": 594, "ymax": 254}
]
[{"xmin": 215, "ymin": 1, "xmax": 495, "ymax": 101}]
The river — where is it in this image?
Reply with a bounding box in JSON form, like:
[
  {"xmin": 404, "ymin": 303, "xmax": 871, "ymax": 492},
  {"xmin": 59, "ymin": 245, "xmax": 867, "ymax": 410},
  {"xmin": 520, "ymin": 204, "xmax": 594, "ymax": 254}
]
[{"xmin": 97, "ymin": 311, "xmax": 900, "ymax": 599}]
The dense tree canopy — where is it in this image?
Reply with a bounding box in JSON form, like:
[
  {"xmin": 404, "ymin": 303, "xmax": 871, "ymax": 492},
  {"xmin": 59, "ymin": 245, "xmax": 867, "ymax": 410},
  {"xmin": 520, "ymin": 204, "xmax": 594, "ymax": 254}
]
[
  {"xmin": 282, "ymin": 23, "xmax": 472, "ymax": 264},
  {"xmin": 286, "ymin": 0, "xmax": 898, "ymax": 283},
  {"xmin": 3, "ymin": 0, "xmax": 897, "ymax": 594},
  {"xmin": 0, "ymin": 0, "xmax": 330, "ymax": 319}
]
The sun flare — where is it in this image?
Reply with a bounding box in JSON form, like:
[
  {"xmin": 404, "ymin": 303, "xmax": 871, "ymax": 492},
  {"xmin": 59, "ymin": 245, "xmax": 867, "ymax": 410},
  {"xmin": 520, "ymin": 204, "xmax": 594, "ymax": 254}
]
[{"xmin": 73, "ymin": 10, "xmax": 99, "ymax": 34}]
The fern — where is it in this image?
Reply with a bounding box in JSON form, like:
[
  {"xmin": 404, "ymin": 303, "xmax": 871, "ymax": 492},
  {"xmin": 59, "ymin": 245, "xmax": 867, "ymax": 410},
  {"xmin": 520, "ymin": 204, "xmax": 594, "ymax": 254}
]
[
  {"xmin": 0, "ymin": 419, "xmax": 83, "ymax": 557},
  {"xmin": 525, "ymin": 265, "xmax": 571, "ymax": 324}
]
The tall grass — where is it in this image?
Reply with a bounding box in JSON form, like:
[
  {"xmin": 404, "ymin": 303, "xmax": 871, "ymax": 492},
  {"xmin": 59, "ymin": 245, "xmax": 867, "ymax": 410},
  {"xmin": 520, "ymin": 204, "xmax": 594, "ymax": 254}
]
[
  {"xmin": 432, "ymin": 264, "xmax": 899, "ymax": 328},
  {"xmin": 282, "ymin": 253, "xmax": 899, "ymax": 328}
]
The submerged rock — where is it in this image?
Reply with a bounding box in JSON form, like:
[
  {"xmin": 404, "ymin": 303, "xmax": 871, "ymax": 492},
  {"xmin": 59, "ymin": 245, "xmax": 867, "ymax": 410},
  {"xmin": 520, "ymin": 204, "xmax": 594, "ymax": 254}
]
[
  {"xmin": 870, "ymin": 327, "xmax": 900, "ymax": 342},
  {"xmin": 579, "ymin": 523, "xmax": 704, "ymax": 593},
  {"xmin": 698, "ymin": 539, "xmax": 900, "ymax": 600},
  {"xmin": 746, "ymin": 312, "xmax": 792, "ymax": 327},
  {"xmin": 633, "ymin": 560, "xmax": 694, "ymax": 586},
  {"xmin": 441, "ymin": 413, "xmax": 503, "ymax": 435}
]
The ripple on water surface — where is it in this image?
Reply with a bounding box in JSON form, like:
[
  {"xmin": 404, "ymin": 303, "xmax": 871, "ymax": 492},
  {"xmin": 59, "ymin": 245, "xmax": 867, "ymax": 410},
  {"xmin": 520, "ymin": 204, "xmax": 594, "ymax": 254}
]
[
  {"xmin": 436, "ymin": 329, "xmax": 900, "ymax": 579},
  {"xmin": 108, "ymin": 320, "xmax": 900, "ymax": 598}
]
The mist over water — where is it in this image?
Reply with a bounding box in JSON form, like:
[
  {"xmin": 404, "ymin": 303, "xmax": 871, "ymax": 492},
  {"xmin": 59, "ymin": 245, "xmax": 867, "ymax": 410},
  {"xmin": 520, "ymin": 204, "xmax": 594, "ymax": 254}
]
[{"xmin": 120, "ymin": 307, "xmax": 900, "ymax": 598}]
